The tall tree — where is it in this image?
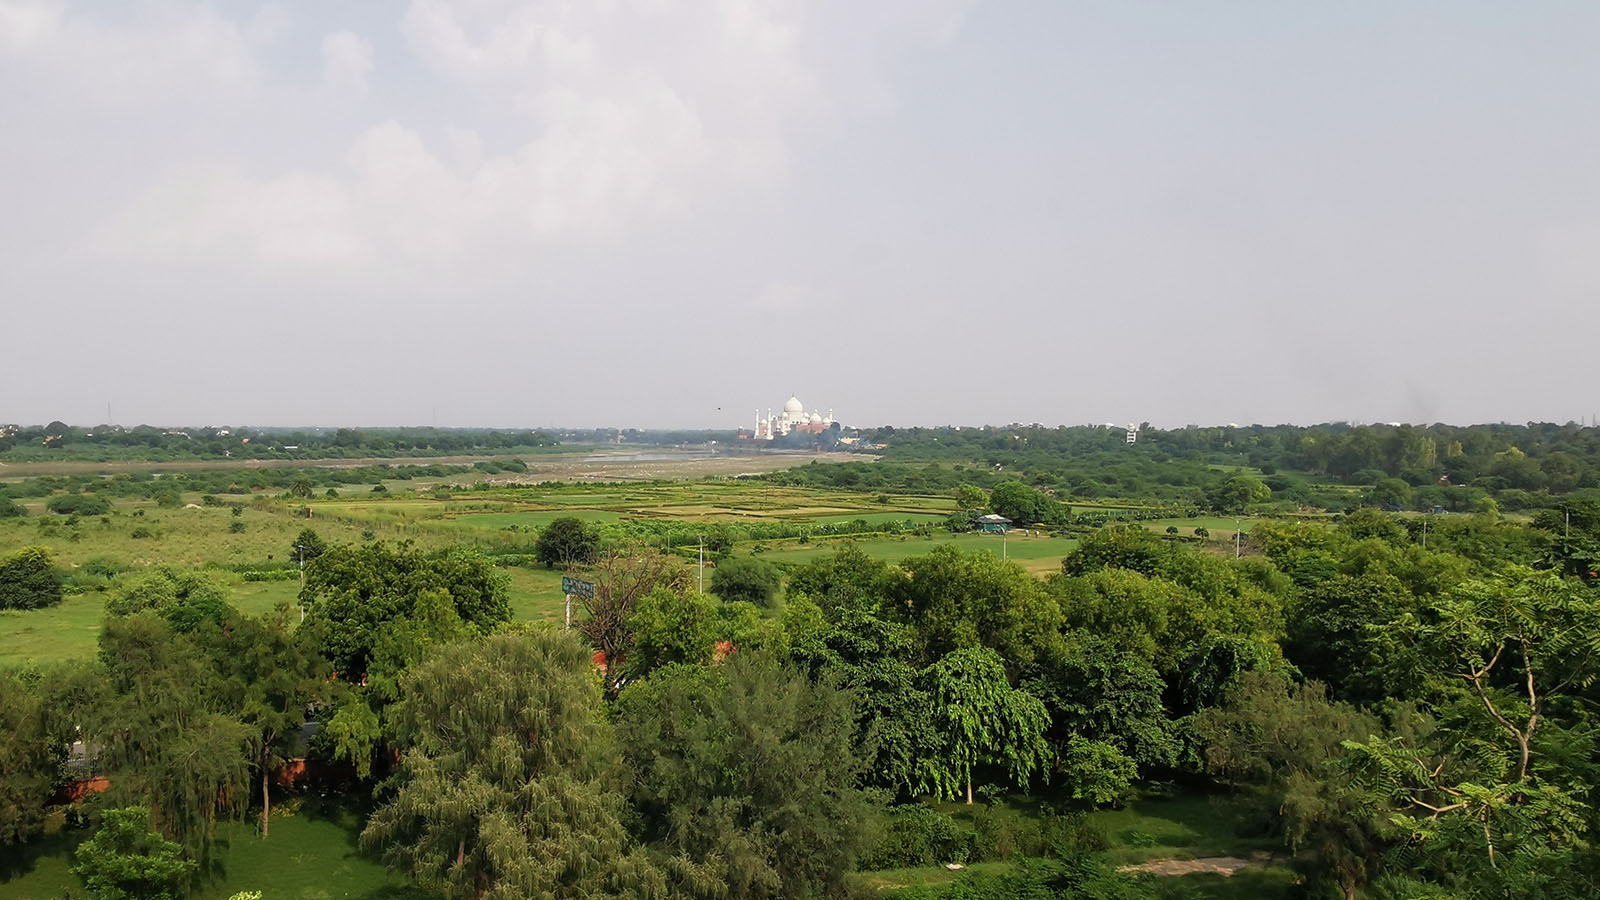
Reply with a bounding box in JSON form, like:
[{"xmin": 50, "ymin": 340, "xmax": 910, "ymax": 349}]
[
  {"xmin": 207, "ymin": 606, "xmax": 327, "ymax": 838},
  {"xmin": 0, "ymin": 669, "xmax": 64, "ymax": 845},
  {"xmin": 78, "ymin": 613, "xmax": 253, "ymax": 867},
  {"xmin": 614, "ymin": 653, "xmax": 876, "ymax": 900},
  {"xmin": 893, "ymin": 546, "xmax": 1061, "ymax": 666},
  {"xmin": 920, "ymin": 646, "xmax": 1051, "ymax": 804},
  {"xmin": 363, "ymin": 631, "xmax": 664, "ymax": 900}
]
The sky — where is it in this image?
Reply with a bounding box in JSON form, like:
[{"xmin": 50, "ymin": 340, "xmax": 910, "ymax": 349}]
[{"xmin": 3, "ymin": 1, "xmax": 1599, "ymax": 430}]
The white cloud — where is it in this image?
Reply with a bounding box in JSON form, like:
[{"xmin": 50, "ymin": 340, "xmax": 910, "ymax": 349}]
[
  {"xmin": 0, "ymin": 1, "xmax": 261, "ymax": 106},
  {"xmin": 321, "ymin": 30, "xmax": 374, "ymax": 99},
  {"xmin": 63, "ymin": 0, "xmax": 970, "ymax": 271}
]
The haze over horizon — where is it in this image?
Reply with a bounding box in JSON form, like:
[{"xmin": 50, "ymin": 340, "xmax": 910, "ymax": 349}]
[{"xmin": 4, "ymin": 1, "xmax": 1598, "ymax": 430}]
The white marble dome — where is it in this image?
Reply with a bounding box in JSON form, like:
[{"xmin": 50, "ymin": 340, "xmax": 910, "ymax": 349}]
[{"xmin": 784, "ymin": 396, "xmax": 805, "ymax": 414}]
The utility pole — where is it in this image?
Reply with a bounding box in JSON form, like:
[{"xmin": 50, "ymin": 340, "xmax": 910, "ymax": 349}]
[
  {"xmin": 1003, "ymin": 527, "xmax": 1008, "ymax": 560},
  {"xmin": 698, "ymin": 534, "xmax": 705, "ymax": 594},
  {"xmin": 296, "ymin": 542, "xmax": 306, "ymax": 622},
  {"xmin": 1235, "ymin": 519, "xmax": 1242, "ymax": 559}
]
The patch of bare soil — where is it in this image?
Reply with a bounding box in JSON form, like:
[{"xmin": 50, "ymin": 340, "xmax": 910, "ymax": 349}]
[{"xmin": 1119, "ymin": 851, "xmax": 1276, "ymax": 877}]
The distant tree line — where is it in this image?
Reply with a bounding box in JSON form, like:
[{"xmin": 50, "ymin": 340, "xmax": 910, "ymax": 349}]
[{"xmin": 0, "ymin": 424, "xmax": 557, "ymax": 460}]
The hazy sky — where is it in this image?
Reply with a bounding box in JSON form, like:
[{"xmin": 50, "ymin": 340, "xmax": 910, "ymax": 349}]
[{"xmin": 3, "ymin": 1, "xmax": 1599, "ymax": 430}]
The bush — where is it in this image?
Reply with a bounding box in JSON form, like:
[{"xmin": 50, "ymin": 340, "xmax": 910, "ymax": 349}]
[
  {"xmin": 0, "ymin": 546, "xmax": 63, "ymax": 610},
  {"xmin": 0, "ymin": 497, "xmax": 26, "ymax": 518},
  {"xmin": 861, "ymin": 804, "xmax": 970, "ymax": 868},
  {"xmin": 46, "ymin": 493, "xmax": 112, "ymax": 516},
  {"xmin": 229, "ymin": 521, "xmax": 245, "ymax": 534}
]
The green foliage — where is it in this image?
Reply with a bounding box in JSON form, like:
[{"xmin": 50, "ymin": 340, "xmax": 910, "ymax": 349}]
[
  {"xmin": 921, "ymin": 646, "xmax": 1052, "ymax": 802},
  {"xmin": 0, "ymin": 496, "xmax": 26, "ymax": 517},
  {"xmin": 786, "ymin": 545, "xmax": 901, "ymax": 619},
  {"xmin": 787, "ymin": 597, "xmax": 936, "ymax": 794},
  {"xmin": 300, "ymin": 541, "xmax": 510, "ymax": 675},
  {"xmin": 0, "ymin": 545, "xmax": 63, "ymax": 610},
  {"xmin": 614, "ymin": 652, "xmax": 876, "ymax": 900},
  {"xmin": 291, "ymin": 526, "xmax": 327, "ymax": 563},
  {"xmin": 625, "ymin": 587, "xmax": 717, "ymax": 679},
  {"xmin": 0, "ymin": 668, "xmax": 64, "ymax": 845},
  {"xmin": 1057, "ymin": 737, "xmax": 1137, "ymax": 806},
  {"xmin": 955, "ymin": 484, "xmax": 990, "ymax": 511},
  {"xmin": 894, "ymin": 545, "xmax": 1061, "ymax": 665},
  {"xmin": 534, "ymin": 515, "xmax": 599, "ymax": 568},
  {"xmin": 1286, "ymin": 572, "xmax": 1421, "ymax": 704},
  {"xmin": 46, "ymin": 493, "xmax": 112, "ymax": 516},
  {"xmin": 1206, "ymin": 474, "xmax": 1270, "ymax": 514},
  {"xmin": 79, "ymin": 613, "xmax": 255, "ymax": 865},
  {"xmin": 71, "ymin": 806, "xmax": 196, "ymax": 900},
  {"xmin": 861, "ymin": 804, "xmax": 971, "ymax": 867},
  {"xmin": 708, "ymin": 556, "xmax": 783, "ymax": 608},
  {"xmin": 104, "ymin": 567, "xmax": 233, "ymax": 632},
  {"xmin": 364, "ymin": 631, "xmax": 663, "ymax": 900},
  {"xmin": 1023, "ymin": 636, "xmax": 1177, "ymax": 776}
]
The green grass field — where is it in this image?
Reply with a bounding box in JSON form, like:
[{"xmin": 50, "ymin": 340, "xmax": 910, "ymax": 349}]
[
  {"xmin": 758, "ymin": 531, "xmax": 1077, "ymax": 576},
  {"xmin": 0, "ymin": 480, "xmax": 1081, "ymax": 663},
  {"xmin": 0, "ymin": 799, "xmax": 429, "ymax": 900}
]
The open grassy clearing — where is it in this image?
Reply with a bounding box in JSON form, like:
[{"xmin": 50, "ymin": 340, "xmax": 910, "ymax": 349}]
[
  {"xmin": 0, "ymin": 798, "xmax": 429, "ymax": 900},
  {"xmin": 855, "ymin": 792, "xmax": 1294, "ymax": 898},
  {"xmin": 757, "ymin": 531, "xmax": 1078, "ymax": 576}
]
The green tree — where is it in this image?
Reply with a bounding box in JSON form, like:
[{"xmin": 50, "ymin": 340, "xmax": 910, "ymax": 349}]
[
  {"xmin": 921, "ymin": 646, "xmax": 1052, "ymax": 804},
  {"xmin": 290, "ymin": 527, "xmax": 327, "ymax": 565},
  {"xmin": 954, "ymin": 484, "xmax": 989, "ymax": 511},
  {"xmin": 300, "ymin": 542, "xmax": 509, "ymax": 675},
  {"xmin": 786, "ymin": 597, "xmax": 935, "ymax": 794},
  {"xmin": 1022, "ymin": 636, "xmax": 1177, "ymax": 776},
  {"xmin": 988, "ymin": 480, "xmax": 1044, "ymax": 523},
  {"xmin": 535, "ymin": 516, "xmax": 600, "ymax": 569},
  {"xmin": 207, "ymin": 607, "xmax": 327, "ymax": 838},
  {"xmin": 1206, "ymin": 473, "xmax": 1270, "ymax": 514},
  {"xmin": 1286, "ymin": 573, "xmax": 1422, "ymax": 704},
  {"xmin": 72, "ymin": 806, "xmax": 196, "ymax": 900},
  {"xmin": 1341, "ymin": 568, "xmax": 1600, "ymax": 896},
  {"xmin": 708, "ymin": 556, "xmax": 782, "ymax": 608},
  {"xmin": 0, "ymin": 546, "xmax": 62, "ymax": 610},
  {"xmin": 785, "ymin": 546, "xmax": 901, "ymax": 619},
  {"xmin": 362, "ymin": 631, "xmax": 664, "ymax": 900},
  {"xmin": 1192, "ymin": 671, "xmax": 1383, "ymax": 900},
  {"xmin": 0, "ymin": 669, "xmax": 64, "ymax": 845},
  {"xmin": 1369, "ymin": 477, "xmax": 1412, "ymax": 509},
  {"xmin": 625, "ymin": 588, "xmax": 717, "ymax": 680},
  {"xmin": 893, "ymin": 546, "xmax": 1061, "ymax": 666},
  {"xmin": 0, "ymin": 497, "xmax": 27, "ymax": 518},
  {"xmin": 76, "ymin": 612, "xmax": 254, "ymax": 865},
  {"xmin": 614, "ymin": 653, "xmax": 876, "ymax": 900}
]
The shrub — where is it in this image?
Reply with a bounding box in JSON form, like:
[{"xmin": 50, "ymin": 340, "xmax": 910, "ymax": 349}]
[
  {"xmin": 229, "ymin": 521, "xmax": 245, "ymax": 534},
  {"xmin": 860, "ymin": 804, "xmax": 970, "ymax": 868},
  {"xmin": 46, "ymin": 493, "xmax": 112, "ymax": 516},
  {"xmin": 0, "ymin": 546, "xmax": 63, "ymax": 610},
  {"xmin": 0, "ymin": 497, "xmax": 25, "ymax": 518}
]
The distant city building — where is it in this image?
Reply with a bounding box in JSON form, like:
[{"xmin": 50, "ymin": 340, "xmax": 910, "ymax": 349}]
[{"xmin": 751, "ymin": 396, "xmax": 834, "ymax": 440}]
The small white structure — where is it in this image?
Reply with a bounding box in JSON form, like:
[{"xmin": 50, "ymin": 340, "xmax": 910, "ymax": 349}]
[
  {"xmin": 752, "ymin": 396, "xmax": 834, "ymax": 440},
  {"xmin": 1126, "ymin": 423, "xmax": 1139, "ymax": 444}
]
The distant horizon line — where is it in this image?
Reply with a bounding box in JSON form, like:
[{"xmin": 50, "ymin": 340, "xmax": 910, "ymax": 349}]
[{"xmin": 4, "ymin": 419, "xmax": 1597, "ymax": 433}]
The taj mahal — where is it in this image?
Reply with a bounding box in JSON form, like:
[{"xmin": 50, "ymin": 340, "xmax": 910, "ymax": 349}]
[{"xmin": 750, "ymin": 396, "xmax": 834, "ymax": 440}]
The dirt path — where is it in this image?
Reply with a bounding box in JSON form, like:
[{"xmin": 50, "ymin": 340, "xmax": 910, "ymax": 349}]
[{"xmin": 1119, "ymin": 851, "xmax": 1276, "ymax": 877}]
